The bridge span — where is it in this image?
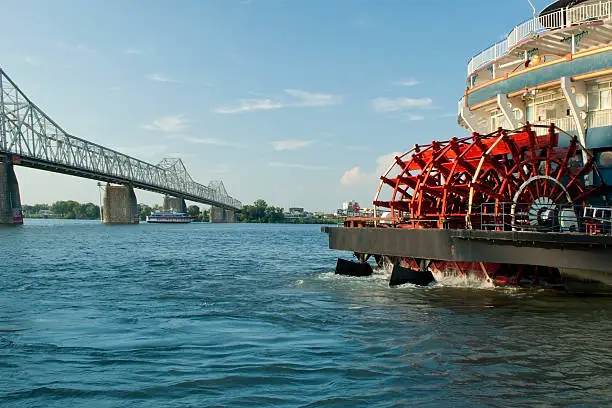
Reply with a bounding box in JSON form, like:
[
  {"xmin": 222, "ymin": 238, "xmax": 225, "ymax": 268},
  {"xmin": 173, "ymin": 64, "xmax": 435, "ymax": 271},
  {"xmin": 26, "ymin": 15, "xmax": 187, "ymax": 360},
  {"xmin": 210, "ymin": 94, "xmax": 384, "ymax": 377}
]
[{"xmin": 0, "ymin": 68, "xmax": 241, "ymax": 224}]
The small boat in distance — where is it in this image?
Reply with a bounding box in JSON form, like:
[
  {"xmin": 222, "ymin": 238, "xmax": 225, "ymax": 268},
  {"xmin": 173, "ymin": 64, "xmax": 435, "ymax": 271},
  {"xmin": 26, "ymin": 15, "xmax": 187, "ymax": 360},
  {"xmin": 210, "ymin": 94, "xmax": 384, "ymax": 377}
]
[{"xmin": 146, "ymin": 210, "xmax": 194, "ymax": 224}]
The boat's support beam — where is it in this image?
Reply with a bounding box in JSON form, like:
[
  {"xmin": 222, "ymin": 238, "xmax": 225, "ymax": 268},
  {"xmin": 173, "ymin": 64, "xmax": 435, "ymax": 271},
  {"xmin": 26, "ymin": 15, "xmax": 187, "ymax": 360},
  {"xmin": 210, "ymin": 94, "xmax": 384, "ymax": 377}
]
[
  {"xmin": 560, "ymin": 76, "xmax": 589, "ymax": 168},
  {"xmin": 163, "ymin": 195, "xmax": 186, "ymax": 213},
  {"xmin": 0, "ymin": 159, "xmax": 23, "ymax": 225},
  {"xmin": 335, "ymin": 258, "xmax": 373, "ymax": 277},
  {"xmin": 458, "ymin": 98, "xmax": 488, "ymax": 134},
  {"xmin": 389, "ymin": 259, "xmax": 435, "ymax": 287},
  {"xmin": 103, "ymin": 184, "xmax": 139, "ymax": 224}
]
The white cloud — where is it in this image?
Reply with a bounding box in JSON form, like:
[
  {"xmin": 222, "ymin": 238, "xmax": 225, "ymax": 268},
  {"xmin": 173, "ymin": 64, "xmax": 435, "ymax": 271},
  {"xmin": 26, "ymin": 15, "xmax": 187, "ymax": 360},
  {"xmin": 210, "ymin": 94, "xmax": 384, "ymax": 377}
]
[
  {"xmin": 124, "ymin": 48, "xmax": 141, "ymax": 55},
  {"xmin": 183, "ymin": 136, "xmax": 247, "ymax": 148},
  {"xmin": 395, "ymin": 78, "xmax": 420, "ymax": 87},
  {"xmin": 372, "ymin": 97, "xmax": 433, "ymax": 113},
  {"xmin": 76, "ymin": 44, "xmax": 97, "ymax": 53},
  {"xmin": 271, "ymin": 140, "xmax": 313, "ymax": 151},
  {"xmin": 285, "ymin": 89, "xmax": 341, "ymax": 107},
  {"xmin": 406, "ymin": 114, "xmax": 425, "ymax": 121},
  {"xmin": 340, "ymin": 167, "xmax": 365, "ymax": 186},
  {"xmin": 145, "ymin": 73, "xmax": 181, "ymax": 83},
  {"xmin": 215, "ymin": 99, "xmax": 282, "ymax": 114},
  {"xmin": 268, "ymin": 161, "xmax": 330, "ymax": 170},
  {"xmin": 141, "ymin": 114, "xmax": 189, "ymax": 133},
  {"xmin": 24, "ymin": 56, "xmax": 41, "ymax": 66},
  {"xmin": 215, "ymin": 89, "xmax": 341, "ymax": 114},
  {"xmin": 340, "ymin": 152, "xmax": 401, "ymax": 186}
]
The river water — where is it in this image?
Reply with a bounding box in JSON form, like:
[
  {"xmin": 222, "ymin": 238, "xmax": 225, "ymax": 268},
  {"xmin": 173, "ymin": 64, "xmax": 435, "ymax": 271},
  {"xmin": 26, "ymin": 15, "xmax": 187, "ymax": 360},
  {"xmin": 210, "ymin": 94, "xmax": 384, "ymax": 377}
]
[{"xmin": 1, "ymin": 220, "xmax": 611, "ymax": 407}]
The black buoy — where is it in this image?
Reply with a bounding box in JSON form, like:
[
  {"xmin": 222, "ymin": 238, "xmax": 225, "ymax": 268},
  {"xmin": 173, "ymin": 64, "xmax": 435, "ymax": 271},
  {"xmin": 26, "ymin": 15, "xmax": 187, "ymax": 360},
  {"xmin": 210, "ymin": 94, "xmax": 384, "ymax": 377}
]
[
  {"xmin": 335, "ymin": 258, "xmax": 373, "ymax": 277},
  {"xmin": 389, "ymin": 263, "xmax": 435, "ymax": 287}
]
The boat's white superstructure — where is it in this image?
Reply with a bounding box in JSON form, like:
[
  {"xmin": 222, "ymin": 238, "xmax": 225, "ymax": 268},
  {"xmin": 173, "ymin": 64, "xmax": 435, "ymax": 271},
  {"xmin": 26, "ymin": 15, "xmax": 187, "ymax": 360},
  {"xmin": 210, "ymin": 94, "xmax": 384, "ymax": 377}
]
[
  {"xmin": 146, "ymin": 210, "xmax": 194, "ymax": 224},
  {"xmin": 459, "ymin": 0, "xmax": 612, "ymax": 182}
]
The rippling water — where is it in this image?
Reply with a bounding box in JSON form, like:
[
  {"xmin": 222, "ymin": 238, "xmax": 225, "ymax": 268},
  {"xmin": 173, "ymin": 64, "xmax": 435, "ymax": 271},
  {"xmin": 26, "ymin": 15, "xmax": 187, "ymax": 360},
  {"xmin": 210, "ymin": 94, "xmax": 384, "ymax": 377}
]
[{"xmin": 1, "ymin": 220, "xmax": 611, "ymax": 407}]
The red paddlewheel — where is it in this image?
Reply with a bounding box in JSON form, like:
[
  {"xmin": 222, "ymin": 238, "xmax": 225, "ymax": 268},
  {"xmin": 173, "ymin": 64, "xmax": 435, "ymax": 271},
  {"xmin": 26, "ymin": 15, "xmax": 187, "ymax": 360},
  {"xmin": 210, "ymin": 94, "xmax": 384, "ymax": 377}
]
[{"xmin": 374, "ymin": 124, "xmax": 606, "ymax": 231}]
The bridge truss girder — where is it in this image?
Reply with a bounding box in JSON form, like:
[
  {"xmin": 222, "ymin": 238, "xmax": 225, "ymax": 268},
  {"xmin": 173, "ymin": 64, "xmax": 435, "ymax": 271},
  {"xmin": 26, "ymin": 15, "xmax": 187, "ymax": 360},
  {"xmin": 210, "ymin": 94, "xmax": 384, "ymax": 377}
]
[{"xmin": 0, "ymin": 69, "xmax": 241, "ymax": 211}]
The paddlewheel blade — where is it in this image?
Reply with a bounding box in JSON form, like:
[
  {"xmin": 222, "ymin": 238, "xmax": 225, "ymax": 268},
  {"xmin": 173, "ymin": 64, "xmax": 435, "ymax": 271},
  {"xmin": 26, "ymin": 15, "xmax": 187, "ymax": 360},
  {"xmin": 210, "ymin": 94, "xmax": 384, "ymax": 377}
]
[{"xmin": 374, "ymin": 124, "xmax": 606, "ymax": 231}]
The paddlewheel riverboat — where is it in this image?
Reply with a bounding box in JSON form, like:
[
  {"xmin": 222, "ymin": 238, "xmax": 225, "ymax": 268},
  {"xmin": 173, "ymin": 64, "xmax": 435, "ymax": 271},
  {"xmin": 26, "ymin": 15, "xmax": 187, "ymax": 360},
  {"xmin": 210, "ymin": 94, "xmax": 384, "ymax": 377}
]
[{"xmin": 324, "ymin": 0, "xmax": 612, "ymax": 291}]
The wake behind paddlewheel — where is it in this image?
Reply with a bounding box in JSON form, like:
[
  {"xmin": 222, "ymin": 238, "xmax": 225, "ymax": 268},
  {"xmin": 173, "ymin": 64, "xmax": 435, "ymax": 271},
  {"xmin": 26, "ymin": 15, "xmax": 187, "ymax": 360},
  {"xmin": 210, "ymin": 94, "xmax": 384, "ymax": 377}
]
[{"xmin": 374, "ymin": 124, "xmax": 606, "ymax": 231}]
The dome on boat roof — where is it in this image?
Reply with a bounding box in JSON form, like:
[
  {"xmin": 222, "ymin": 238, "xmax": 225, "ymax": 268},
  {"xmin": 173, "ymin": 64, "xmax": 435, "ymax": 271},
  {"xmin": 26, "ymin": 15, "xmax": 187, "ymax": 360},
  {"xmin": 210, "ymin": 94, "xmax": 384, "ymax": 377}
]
[{"xmin": 539, "ymin": 0, "xmax": 589, "ymax": 16}]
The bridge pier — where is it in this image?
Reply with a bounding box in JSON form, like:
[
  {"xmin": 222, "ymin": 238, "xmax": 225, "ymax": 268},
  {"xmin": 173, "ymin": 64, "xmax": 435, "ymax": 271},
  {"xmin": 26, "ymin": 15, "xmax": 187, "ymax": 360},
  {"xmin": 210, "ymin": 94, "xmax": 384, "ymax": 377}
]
[
  {"xmin": 210, "ymin": 206, "xmax": 235, "ymax": 223},
  {"xmin": 0, "ymin": 160, "xmax": 23, "ymax": 225},
  {"xmin": 103, "ymin": 184, "xmax": 139, "ymax": 224},
  {"xmin": 163, "ymin": 195, "xmax": 187, "ymax": 212}
]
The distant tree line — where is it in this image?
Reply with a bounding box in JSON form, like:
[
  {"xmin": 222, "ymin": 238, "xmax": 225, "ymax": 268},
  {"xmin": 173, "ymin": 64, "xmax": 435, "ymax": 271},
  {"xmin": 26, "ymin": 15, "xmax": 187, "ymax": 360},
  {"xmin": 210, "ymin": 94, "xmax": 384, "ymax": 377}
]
[
  {"xmin": 238, "ymin": 199, "xmax": 285, "ymax": 223},
  {"xmin": 23, "ymin": 201, "xmax": 211, "ymax": 222},
  {"xmin": 237, "ymin": 199, "xmax": 340, "ymax": 224},
  {"xmin": 23, "ymin": 199, "xmax": 338, "ymax": 224},
  {"xmin": 23, "ymin": 201, "xmax": 100, "ymax": 219}
]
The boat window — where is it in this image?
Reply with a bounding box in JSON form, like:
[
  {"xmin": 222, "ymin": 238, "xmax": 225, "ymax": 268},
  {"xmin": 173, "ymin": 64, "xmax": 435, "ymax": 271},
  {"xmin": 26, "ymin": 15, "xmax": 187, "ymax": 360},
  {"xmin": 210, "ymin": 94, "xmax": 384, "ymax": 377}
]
[{"xmin": 601, "ymin": 89, "xmax": 611, "ymax": 110}]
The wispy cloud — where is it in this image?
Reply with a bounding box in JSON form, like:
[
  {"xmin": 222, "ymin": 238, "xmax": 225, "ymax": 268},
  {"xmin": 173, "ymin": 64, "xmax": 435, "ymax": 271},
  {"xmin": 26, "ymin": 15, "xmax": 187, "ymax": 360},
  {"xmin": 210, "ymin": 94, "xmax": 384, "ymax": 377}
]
[
  {"xmin": 23, "ymin": 56, "xmax": 41, "ymax": 66},
  {"xmin": 77, "ymin": 45, "xmax": 96, "ymax": 53},
  {"xmin": 145, "ymin": 73, "xmax": 181, "ymax": 83},
  {"xmin": 271, "ymin": 140, "xmax": 313, "ymax": 151},
  {"xmin": 215, "ymin": 89, "xmax": 341, "ymax": 114},
  {"xmin": 52, "ymin": 41, "xmax": 97, "ymax": 54},
  {"xmin": 141, "ymin": 114, "xmax": 190, "ymax": 133},
  {"xmin": 372, "ymin": 97, "xmax": 433, "ymax": 113},
  {"xmin": 215, "ymin": 99, "xmax": 282, "ymax": 114},
  {"xmin": 395, "ymin": 78, "xmax": 420, "ymax": 87},
  {"xmin": 124, "ymin": 48, "xmax": 141, "ymax": 55},
  {"xmin": 183, "ymin": 136, "xmax": 247, "ymax": 148},
  {"xmin": 341, "ymin": 152, "xmax": 401, "ymax": 186},
  {"xmin": 268, "ymin": 161, "xmax": 330, "ymax": 170},
  {"xmin": 406, "ymin": 114, "xmax": 425, "ymax": 121}
]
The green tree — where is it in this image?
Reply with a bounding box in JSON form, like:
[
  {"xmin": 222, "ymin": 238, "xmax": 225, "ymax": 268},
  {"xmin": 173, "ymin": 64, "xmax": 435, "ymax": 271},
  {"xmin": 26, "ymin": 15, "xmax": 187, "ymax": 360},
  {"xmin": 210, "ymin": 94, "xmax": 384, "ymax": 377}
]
[
  {"xmin": 187, "ymin": 205, "xmax": 200, "ymax": 218},
  {"xmin": 138, "ymin": 204, "xmax": 153, "ymax": 221}
]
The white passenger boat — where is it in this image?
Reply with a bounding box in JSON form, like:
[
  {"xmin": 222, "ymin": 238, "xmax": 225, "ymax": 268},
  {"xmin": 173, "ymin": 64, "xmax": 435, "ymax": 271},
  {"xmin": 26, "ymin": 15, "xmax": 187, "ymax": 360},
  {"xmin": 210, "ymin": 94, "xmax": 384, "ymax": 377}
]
[{"xmin": 146, "ymin": 210, "xmax": 194, "ymax": 223}]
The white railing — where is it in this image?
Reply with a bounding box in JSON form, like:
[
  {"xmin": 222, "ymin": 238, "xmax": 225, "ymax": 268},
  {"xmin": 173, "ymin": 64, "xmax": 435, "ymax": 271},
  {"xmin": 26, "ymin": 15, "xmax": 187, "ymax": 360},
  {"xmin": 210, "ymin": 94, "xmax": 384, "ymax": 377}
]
[
  {"xmin": 568, "ymin": 1, "xmax": 612, "ymax": 25},
  {"xmin": 588, "ymin": 109, "xmax": 612, "ymax": 127},
  {"xmin": 532, "ymin": 117, "xmax": 577, "ymax": 135},
  {"xmin": 467, "ymin": 1, "xmax": 612, "ymax": 77}
]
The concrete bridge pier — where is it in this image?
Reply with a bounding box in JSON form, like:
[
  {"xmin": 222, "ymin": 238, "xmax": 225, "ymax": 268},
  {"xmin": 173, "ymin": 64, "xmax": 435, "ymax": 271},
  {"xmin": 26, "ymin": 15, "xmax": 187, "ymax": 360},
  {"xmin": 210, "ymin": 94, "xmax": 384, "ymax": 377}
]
[
  {"xmin": 210, "ymin": 206, "xmax": 235, "ymax": 223},
  {"xmin": 163, "ymin": 195, "xmax": 186, "ymax": 212},
  {"xmin": 103, "ymin": 184, "xmax": 139, "ymax": 224},
  {"xmin": 0, "ymin": 160, "xmax": 23, "ymax": 225}
]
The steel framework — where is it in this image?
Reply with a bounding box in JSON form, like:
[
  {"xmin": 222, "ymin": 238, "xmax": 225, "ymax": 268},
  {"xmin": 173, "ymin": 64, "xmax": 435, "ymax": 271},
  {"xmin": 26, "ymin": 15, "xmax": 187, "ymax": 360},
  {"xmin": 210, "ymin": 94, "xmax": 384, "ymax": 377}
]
[
  {"xmin": 0, "ymin": 69, "xmax": 241, "ymax": 210},
  {"xmin": 374, "ymin": 124, "xmax": 605, "ymax": 230}
]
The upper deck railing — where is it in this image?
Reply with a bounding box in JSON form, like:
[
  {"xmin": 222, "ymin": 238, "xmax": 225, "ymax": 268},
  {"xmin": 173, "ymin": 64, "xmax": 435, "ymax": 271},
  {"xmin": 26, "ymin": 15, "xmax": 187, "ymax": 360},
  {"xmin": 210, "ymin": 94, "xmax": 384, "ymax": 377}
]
[{"xmin": 467, "ymin": 1, "xmax": 612, "ymax": 78}]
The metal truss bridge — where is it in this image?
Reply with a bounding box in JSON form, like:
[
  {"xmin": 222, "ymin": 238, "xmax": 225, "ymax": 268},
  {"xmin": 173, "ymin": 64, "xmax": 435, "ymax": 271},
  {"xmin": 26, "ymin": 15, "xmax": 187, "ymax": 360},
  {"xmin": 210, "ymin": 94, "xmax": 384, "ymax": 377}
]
[{"xmin": 0, "ymin": 68, "xmax": 241, "ymax": 211}]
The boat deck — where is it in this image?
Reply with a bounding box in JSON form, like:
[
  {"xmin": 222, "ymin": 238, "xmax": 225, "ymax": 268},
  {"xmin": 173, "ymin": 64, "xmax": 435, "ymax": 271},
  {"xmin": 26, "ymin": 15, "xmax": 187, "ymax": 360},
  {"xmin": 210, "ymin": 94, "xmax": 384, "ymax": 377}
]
[{"xmin": 322, "ymin": 226, "xmax": 612, "ymax": 282}]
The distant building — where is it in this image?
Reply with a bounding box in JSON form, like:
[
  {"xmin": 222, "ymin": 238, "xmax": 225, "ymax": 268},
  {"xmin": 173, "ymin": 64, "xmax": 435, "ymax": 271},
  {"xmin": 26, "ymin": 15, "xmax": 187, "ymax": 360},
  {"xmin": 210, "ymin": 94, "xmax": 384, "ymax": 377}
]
[
  {"xmin": 38, "ymin": 210, "xmax": 56, "ymax": 218},
  {"xmin": 285, "ymin": 207, "xmax": 309, "ymax": 219},
  {"xmin": 337, "ymin": 200, "xmax": 361, "ymax": 217}
]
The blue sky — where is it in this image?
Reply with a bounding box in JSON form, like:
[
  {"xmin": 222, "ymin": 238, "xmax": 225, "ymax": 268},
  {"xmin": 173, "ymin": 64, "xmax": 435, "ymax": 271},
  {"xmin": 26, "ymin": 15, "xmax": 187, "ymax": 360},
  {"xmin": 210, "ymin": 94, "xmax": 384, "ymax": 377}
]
[{"xmin": 1, "ymin": 0, "xmax": 553, "ymax": 212}]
